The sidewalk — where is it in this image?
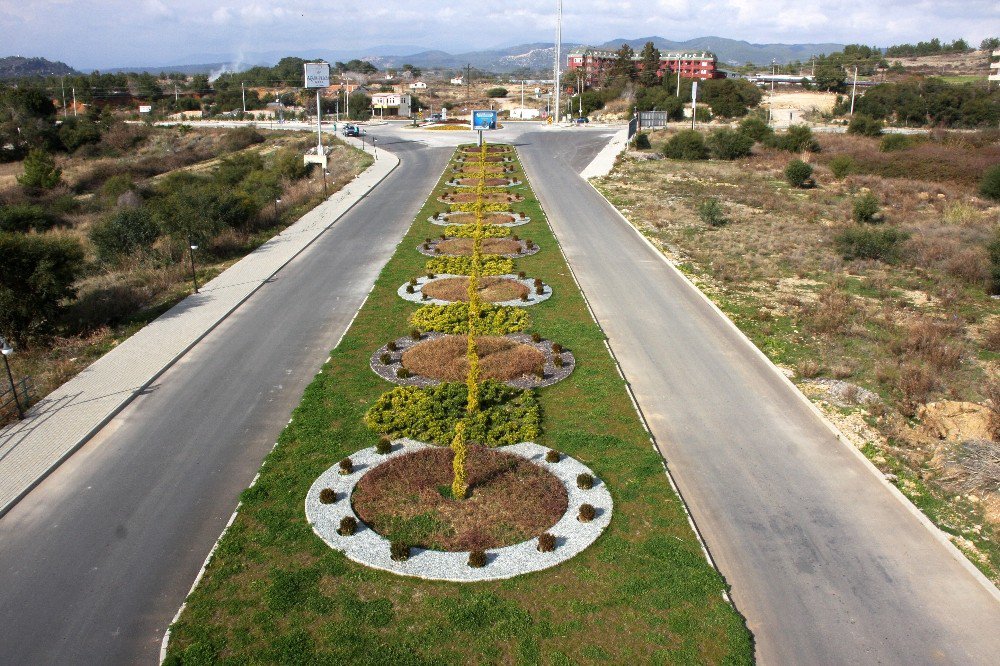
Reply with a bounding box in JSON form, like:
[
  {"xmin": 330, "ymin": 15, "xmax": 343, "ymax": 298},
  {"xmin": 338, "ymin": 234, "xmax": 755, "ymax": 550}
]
[{"xmin": 0, "ymin": 139, "xmax": 398, "ymax": 517}]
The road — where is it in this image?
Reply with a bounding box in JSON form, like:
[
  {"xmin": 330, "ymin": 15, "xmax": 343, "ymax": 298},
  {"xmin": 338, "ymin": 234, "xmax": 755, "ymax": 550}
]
[
  {"xmin": 515, "ymin": 130, "xmax": 1000, "ymax": 664},
  {"xmin": 0, "ymin": 136, "xmax": 450, "ymax": 664}
]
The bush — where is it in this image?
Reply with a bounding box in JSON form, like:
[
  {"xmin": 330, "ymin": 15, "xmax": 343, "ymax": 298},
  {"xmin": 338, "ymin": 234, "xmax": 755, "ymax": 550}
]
[
  {"xmin": 220, "ymin": 126, "xmax": 265, "ymax": 152},
  {"xmin": 0, "ymin": 204, "xmax": 61, "ymax": 233},
  {"xmin": 697, "ymin": 198, "xmax": 728, "ymax": 227},
  {"xmin": 376, "ymin": 436, "xmax": 393, "ymax": 454},
  {"xmin": 364, "ymin": 380, "xmax": 541, "ymax": 447},
  {"xmin": 986, "ymin": 230, "xmax": 1000, "ymax": 292},
  {"xmin": 319, "ymin": 488, "xmax": 336, "ymax": 504},
  {"xmin": 537, "ymin": 533, "xmax": 556, "ymax": 552},
  {"xmin": 390, "ymin": 541, "xmax": 410, "ymax": 561},
  {"xmin": 396, "ymin": 367, "xmax": 411, "ymax": 379},
  {"xmin": 707, "ymin": 128, "xmax": 754, "ymax": 159},
  {"xmin": 835, "ymin": 226, "xmax": 909, "ymax": 263},
  {"xmin": 467, "ymin": 550, "xmax": 487, "ymax": 567},
  {"xmin": 445, "ymin": 224, "xmax": 510, "ymax": 238},
  {"xmin": 0, "ymin": 233, "xmax": 85, "ymax": 342},
  {"xmin": 553, "ymin": 355, "xmax": 564, "ymax": 367},
  {"xmin": 338, "ymin": 516, "xmax": 357, "ymax": 536},
  {"xmin": 737, "ymin": 116, "xmax": 774, "ymax": 143},
  {"xmin": 58, "ymin": 117, "xmax": 102, "ymax": 153},
  {"xmin": 852, "ymin": 192, "xmax": 882, "ymax": 223},
  {"xmin": 662, "ymin": 130, "xmax": 709, "ymax": 160},
  {"xmin": 17, "ymin": 148, "xmax": 62, "ymax": 189},
  {"xmin": 784, "ymin": 159, "xmax": 814, "ymax": 188},
  {"xmin": 981, "ymin": 164, "xmax": 1000, "ymax": 202},
  {"xmin": 380, "ymin": 352, "xmax": 391, "ymax": 365},
  {"xmin": 577, "ymin": 473, "xmax": 594, "ymax": 490},
  {"xmin": 410, "ymin": 303, "xmax": 529, "ymax": 335},
  {"xmin": 485, "ymin": 87, "xmax": 508, "ymax": 98},
  {"xmin": 879, "ymin": 134, "xmax": 912, "ymax": 152},
  {"xmin": 578, "ymin": 504, "xmax": 596, "ymax": 522},
  {"xmin": 828, "ymin": 155, "xmax": 855, "ymax": 179},
  {"xmin": 848, "ymin": 114, "xmax": 884, "ymax": 137},
  {"xmin": 769, "ymin": 125, "xmax": 819, "ymax": 152},
  {"xmin": 634, "ymin": 132, "xmax": 651, "ymax": 149},
  {"xmin": 271, "ymin": 148, "xmax": 308, "ymax": 180},
  {"xmin": 425, "ymin": 255, "xmax": 514, "ymax": 276},
  {"xmin": 90, "ymin": 208, "xmax": 160, "ymax": 263},
  {"xmin": 545, "ymin": 449, "xmax": 560, "ymax": 463},
  {"xmin": 339, "ymin": 457, "xmax": 353, "ymax": 474}
]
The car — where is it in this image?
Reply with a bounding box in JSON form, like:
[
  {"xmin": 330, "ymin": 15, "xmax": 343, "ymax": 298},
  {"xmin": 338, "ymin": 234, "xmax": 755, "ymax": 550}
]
[
  {"xmin": 574, "ymin": 117, "xmax": 589, "ymax": 124},
  {"xmin": 342, "ymin": 124, "xmax": 365, "ymax": 137},
  {"xmin": 428, "ymin": 113, "xmax": 442, "ymax": 122}
]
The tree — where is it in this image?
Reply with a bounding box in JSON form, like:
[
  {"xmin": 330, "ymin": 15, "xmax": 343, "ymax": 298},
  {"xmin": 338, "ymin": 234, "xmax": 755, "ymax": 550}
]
[
  {"xmin": 814, "ymin": 61, "xmax": 846, "ymax": 92},
  {"xmin": 90, "ymin": 208, "xmax": 160, "ymax": 263},
  {"xmin": 607, "ymin": 44, "xmax": 637, "ymax": 83},
  {"xmin": 784, "ymin": 159, "xmax": 814, "ymax": 188},
  {"xmin": 17, "ymin": 148, "xmax": 61, "ymax": 190},
  {"xmin": 0, "ymin": 232, "xmax": 85, "ymax": 344},
  {"xmin": 847, "ymin": 114, "xmax": 883, "ymax": 137},
  {"xmin": 485, "ymin": 87, "xmax": 508, "ymax": 98},
  {"xmin": 701, "ymin": 79, "xmax": 762, "ymax": 117},
  {"xmin": 981, "ymin": 37, "xmax": 1000, "ymax": 51},
  {"xmin": 638, "ymin": 42, "xmax": 661, "ymax": 88}
]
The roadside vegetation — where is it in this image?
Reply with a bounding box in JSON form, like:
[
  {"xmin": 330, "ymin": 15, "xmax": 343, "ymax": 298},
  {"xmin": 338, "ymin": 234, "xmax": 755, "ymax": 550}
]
[
  {"xmin": 163, "ymin": 143, "xmax": 753, "ymax": 664},
  {"xmin": 596, "ymin": 124, "xmax": 1000, "ymax": 583}
]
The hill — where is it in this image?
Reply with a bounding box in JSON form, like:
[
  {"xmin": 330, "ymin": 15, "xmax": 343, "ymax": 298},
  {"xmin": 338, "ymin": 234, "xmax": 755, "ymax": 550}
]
[
  {"xmin": 599, "ymin": 36, "xmax": 845, "ymax": 66},
  {"xmin": 0, "ymin": 56, "xmax": 79, "ymax": 79}
]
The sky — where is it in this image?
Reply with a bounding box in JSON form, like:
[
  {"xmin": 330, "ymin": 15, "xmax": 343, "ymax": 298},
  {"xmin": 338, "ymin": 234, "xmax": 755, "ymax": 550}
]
[{"xmin": 1, "ymin": 0, "xmax": 997, "ymax": 70}]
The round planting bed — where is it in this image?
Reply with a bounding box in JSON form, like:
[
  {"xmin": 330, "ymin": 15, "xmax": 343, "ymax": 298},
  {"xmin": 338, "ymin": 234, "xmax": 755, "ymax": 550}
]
[
  {"xmin": 437, "ymin": 192, "xmax": 523, "ymax": 204},
  {"xmin": 417, "ymin": 237, "xmax": 539, "ymax": 259},
  {"xmin": 371, "ymin": 332, "xmax": 574, "ymax": 389},
  {"xmin": 397, "ymin": 274, "xmax": 552, "ymax": 307},
  {"xmin": 305, "ymin": 439, "xmax": 613, "ymax": 582},
  {"xmin": 428, "ymin": 211, "xmax": 530, "ymax": 227},
  {"xmin": 445, "ymin": 178, "xmax": 523, "ymax": 188}
]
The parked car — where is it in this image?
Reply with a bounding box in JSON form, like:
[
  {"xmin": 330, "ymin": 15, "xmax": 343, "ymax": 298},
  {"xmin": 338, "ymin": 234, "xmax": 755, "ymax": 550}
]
[
  {"xmin": 428, "ymin": 113, "xmax": 442, "ymax": 122},
  {"xmin": 574, "ymin": 117, "xmax": 589, "ymax": 124}
]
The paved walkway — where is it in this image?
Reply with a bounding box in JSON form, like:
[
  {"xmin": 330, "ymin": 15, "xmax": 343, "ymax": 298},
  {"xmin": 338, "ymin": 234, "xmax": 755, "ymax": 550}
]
[{"xmin": 0, "ymin": 139, "xmax": 397, "ymax": 516}]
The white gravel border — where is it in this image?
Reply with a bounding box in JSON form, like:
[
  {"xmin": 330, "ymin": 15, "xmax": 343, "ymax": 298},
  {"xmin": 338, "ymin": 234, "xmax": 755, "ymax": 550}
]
[
  {"xmin": 445, "ymin": 179, "xmax": 523, "ymax": 188},
  {"xmin": 305, "ymin": 439, "xmax": 612, "ymax": 582},
  {"xmin": 397, "ymin": 273, "xmax": 552, "ymax": 307},
  {"xmin": 428, "ymin": 212, "xmax": 531, "ymax": 227}
]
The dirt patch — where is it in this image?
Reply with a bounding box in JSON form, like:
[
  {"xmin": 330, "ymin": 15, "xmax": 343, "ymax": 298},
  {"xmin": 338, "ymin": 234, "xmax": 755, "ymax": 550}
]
[
  {"xmin": 402, "ymin": 335, "xmax": 544, "ymax": 382},
  {"xmin": 352, "ymin": 446, "xmax": 568, "ymax": 551},
  {"xmin": 423, "ymin": 276, "xmax": 528, "ymax": 303},
  {"xmin": 436, "ymin": 238, "xmax": 521, "ymax": 256}
]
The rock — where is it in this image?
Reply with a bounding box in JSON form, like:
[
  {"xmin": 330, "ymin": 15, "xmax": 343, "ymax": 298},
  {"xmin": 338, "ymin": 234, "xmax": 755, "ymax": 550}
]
[
  {"xmin": 884, "ymin": 473, "xmax": 899, "ymax": 483},
  {"xmin": 116, "ymin": 190, "xmax": 142, "ymax": 209}
]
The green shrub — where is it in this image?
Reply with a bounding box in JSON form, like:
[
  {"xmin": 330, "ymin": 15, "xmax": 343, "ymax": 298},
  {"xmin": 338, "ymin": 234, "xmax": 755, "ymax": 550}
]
[
  {"xmin": 980, "ymin": 164, "xmax": 1000, "ymax": 202},
  {"xmin": 17, "ymin": 148, "xmax": 62, "ymax": 189},
  {"xmin": 834, "ymin": 226, "xmax": 909, "ymax": 262},
  {"xmin": 848, "ymin": 114, "xmax": 884, "ymax": 137},
  {"xmin": 697, "ymin": 198, "xmax": 728, "ymax": 227},
  {"xmin": 390, "ymin": 541, "xmax": 410, "ymax": 561},
  {"xmin": 467, "ymin": 550, "xmax": 487, "ymax": 567},
  {"xmin": 662, "ymin": 130, "xmax": 709, "ymax": 160},
  {"xmin": 99, "ymin": 174, "xmax": 135, "ymax": 206},
  {"xmin": 396, "ymin": 367, "xmax": 411, "ymax": 379},
  {"xmin": 376, "ymin": 436, "xmax": 393, "ymax": 454},
  {"xmin": 707, "ymin": 128, "xmax": 754, "ymax": 159},
  {"xmin": 319, "ymin": 488, "xmax": 336, "ymax": 504},
  {"xmin": 545, "ymin": 449, "xmax": 560, "ymax": 463},
  {"xmin": 879, "ymin": 134, "xmax": 912, "ymax": 152},
  {"xmin": 485, "ymin": 87, "xmax": 508, "ymax": 98},
  {"xmin": 537, "ymin": 533, "xmax": 556, "ymax": 552},
  {"xmin": 987, "ymin": 230, "xmax": 1000, "ymax": 293},
  {"xmin": 409, "ymin": 303, "xmax": 530, "ymax": 334},
  {"xmin": 90, "ymin": 208, "xmax": 160, "ymax": 263},
  {"xmin": 634, "ymin": 132, "xmax": 651, "ymax": 149},
  {"xmin": 425, "ymin": 255, "xmax": 514, "ymax": 276},
  {"xmin": 339, "ymin": 457, "xmax": 353, "ymax": 474},
  {"xmin": 0, "ymin": 232, "xmax": 85, "ymax": 341},
  {"xmin": 737, "ymin": 116, "xmax": 774, "ymax": 143},
  {"xmin": 784, "ymin": 159, "xmax": 814, "ymax": 188},
  {"xmin": 0, "ymin": 204, "xmax": 61, "ymax": 232},
  {"xmin": 364, "ymin": 380, "xmax": 541, "ymax": 447},
  {"xmin": 769, "ymin": 124, "xmax": 819, "ymax": 152},
  {"xmin": 58, "ymin": 117, "xmax": 102, "ymax": 153},
  {"xmin": 577, "ymin": 473, "xmax": 594, "ymax": 489},
  {"xmin": 445, "ymin": 224, "xmax": 511, "ymax": 239},
  {"xmin": 338, "ymin": 516, "xmax": 357, "ymax": 536},
  {"xmin": 220, "ymin": 126, "xmax": 265, "ymax": 152},
  {"xmin": 852, "ymin": 192, "xmax": 882, "ymax": 223},
  {"xmin": 578, "ymin": 504, "xmax": 596, "ymax": 522},
  {"xmin": 271, "ymin": 148, "xmax": 308, "ymax": 180},
  {"xmin": 828, "ymin": 155, "xmax": 855, "ymax": 179}
]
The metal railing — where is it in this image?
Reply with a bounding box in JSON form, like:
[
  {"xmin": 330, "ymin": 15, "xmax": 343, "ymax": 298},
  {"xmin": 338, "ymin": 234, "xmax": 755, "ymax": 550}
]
[{"xmin": 0, "ymin": 376, "xmax": 32, "ymax": 422}]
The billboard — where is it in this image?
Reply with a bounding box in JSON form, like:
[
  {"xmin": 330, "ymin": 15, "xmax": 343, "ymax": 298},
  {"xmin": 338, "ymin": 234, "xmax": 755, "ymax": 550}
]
[
  {"xmin": 138, "ymin": 105, "xmax": 152, "ymax": 113},
  {"xmin": 304, "ymin": 62, "xmax": 331, "ymax": 89},
  {"xmin": 471, "ymin": 110, "xmax": 498, "ymax": 131}
]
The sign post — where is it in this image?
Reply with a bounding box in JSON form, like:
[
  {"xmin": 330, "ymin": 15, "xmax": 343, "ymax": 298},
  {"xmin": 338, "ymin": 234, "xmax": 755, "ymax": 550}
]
[
  {"xmin": 303, "ymin": 62, "xmax": 331, "ymax": 168},
  {"xmin": 471, "ymin": 110, "xmax": 498, "ymax": 146}
]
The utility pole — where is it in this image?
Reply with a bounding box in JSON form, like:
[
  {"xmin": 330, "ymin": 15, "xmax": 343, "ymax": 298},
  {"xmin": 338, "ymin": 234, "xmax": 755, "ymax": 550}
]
[
  {"xmin": 60, "ymin": 77, "xmax": 67, "ymax": 117},
  {"xmin": 691, "ymin": 80, "xmax": 698, "ymax": 129},
  {"xmin": 466, "ymin": 63, "xmax": 472, "ymax": 106},
  {"xmin": 578, "ymin": 75, "xmax": 583, "ymax": 116},
  {"xmin": 241, "ymin": 82, "xmax": 246, "ymax": 113},
  {"xmin": 676, "ymin": 54, "xmax": 682, "ymax": 97},
  {"xmin": 553, "ymin": 0, "xmax": 562, "ymax": 124},
  {"xmin": 72, "ymin": 87, "xmax": 77, "ymax": 116},
  {"xmin": 850, "ymin": 66, "xmax": 859, "ymax": 115},
  {"xmin": 315, "ymin": 89, "xmax": 323, "ymax": 157},
  {"xmin": 521, "ymin": 79, "xmax": 525, "ymax": 112},
  {"xmin": 174, "ymin": 84, "xmax": 179, "ymax": 102},
  {"xmin": 769, "ymin": 58, "xmax": 776, "ymax": 125}
]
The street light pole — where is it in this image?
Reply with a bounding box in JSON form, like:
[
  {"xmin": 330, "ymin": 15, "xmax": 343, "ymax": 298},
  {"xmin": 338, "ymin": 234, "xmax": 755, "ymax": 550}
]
[
  {"xmin": 188, "ymin": 237, "xmax": 199, "ymax": 294},
  {"xmin": 1, "ymin": 336, "xmax": 23, "ymax": 419}
]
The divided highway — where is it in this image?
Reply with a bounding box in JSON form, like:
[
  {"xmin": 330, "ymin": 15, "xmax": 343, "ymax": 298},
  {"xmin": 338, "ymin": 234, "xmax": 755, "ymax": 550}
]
[
  {"xmin": 0, "ymin": 137, "xmax": 450, "ymax": 664},
  {"xmin": 516, "ymin": 131, "xmax": 1000, "ymax": 665}
]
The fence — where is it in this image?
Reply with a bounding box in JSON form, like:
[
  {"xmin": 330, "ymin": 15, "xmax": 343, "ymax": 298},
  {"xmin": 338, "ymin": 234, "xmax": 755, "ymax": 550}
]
[
  {"xmin": 638, "ymin": 111, "xmax": 671, "ymax": 129},
  {"xmin": 0, "ymin": 376, "xmax": 32, "ymax": 422}
]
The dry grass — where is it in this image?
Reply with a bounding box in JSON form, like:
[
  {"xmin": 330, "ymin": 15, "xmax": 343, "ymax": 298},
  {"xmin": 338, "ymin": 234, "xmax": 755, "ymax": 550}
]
[
  {"xmin": 351, "ymin": 446, "xmax": 568, "ymax": 550},
  {"xmin": 443, "ymin": 192, "xmax": 520, "ymax": 204},
  {"xmin": 455, "ymin": 177, "xmax": 511, "ymax": 186},
  {"xmin": 423, "ymin": 276, "xmax": 528, "ymax": 302},
  {"xmin": 401, "ymin": 335, "xmax": 544, "ymax": 382},
  {"xmin": 436, "ymin": 238, "xmax": 521, "ymax": 256}
]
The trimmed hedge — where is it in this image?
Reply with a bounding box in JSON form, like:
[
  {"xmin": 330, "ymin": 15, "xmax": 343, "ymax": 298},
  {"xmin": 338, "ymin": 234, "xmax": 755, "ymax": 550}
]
[
  {"xmin": 409, "ymin": 302, "xmax": 530, "ymax": 334},
  {"xmin": 425, "ymin": 255, "xmax": 514, "ymax": 276},
  {"xmin": 445, "ymin": 224, "xmax": 511, "ymax": 239}
]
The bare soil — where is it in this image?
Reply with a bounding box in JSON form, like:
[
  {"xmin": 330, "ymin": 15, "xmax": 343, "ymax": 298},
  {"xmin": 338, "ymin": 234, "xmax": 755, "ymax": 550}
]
[
  {"xmin": 422, "ymin": 276, "xmax": 528, "ymax": 302},
  {"xmin": 352, "ymin": 446, "xmax": 568, "ymax": 551},
  {"xmin": 401, "ymin": 334, "xmax": 544, "ymax": 382}
]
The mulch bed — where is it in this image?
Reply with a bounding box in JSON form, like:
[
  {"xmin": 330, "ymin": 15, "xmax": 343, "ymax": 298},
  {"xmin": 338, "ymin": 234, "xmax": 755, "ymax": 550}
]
[
  {"xmin": 351, "ymin": 445, "xmax": 568, "ymax": 551},
  {"xmin": 438, "ymin": 192, "xmax": 523, "ymax": 204},
  {"xmin": 423, "ymin": 276, "xmax": 528, "ymax": 302},
  {"xmin": 417, "ymin": 237, "xmax": 539, "ymax": 259}
]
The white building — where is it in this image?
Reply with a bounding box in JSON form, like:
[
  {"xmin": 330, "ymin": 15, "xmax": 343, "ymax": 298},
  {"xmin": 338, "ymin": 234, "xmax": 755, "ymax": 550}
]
[
  {"xmin": 510, "ymin": 108, "xmax": 540, "ymax": 120},
  {"xmin": 450, "ymin": 76, "xmax": 464, "ymax": 85},
  {"xmin": 371, "ymin": 92, "xmax": 413, "ymax": 117},
  {"xmin": 990, "ymin": 50, "xmax": 1000, "ymax": 84},
  {"xmin": 409, "ymin": 81, "xmax": 427, "ymax": 90}
]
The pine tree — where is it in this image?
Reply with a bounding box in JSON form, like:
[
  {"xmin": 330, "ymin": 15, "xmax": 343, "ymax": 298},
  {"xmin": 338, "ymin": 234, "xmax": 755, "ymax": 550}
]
[
  {"xmin": 638, "ymin": 42, "xmax": 661, "ymax": 88},
  {"xmin": 607, "ymin": 44, "xmax": 637, "ymax": 84}
]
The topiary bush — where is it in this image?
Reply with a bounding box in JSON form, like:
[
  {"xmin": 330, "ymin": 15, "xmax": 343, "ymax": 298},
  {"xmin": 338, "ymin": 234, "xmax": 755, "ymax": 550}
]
[
  {"xmin": 847, "ymin": 114, "xmax": 883, "ymax": 137},
  {"xmin": 577, "ymin": 473, "xmax": 594, "ymax": 490},
  {"xmin": 445, "ymin": 224, "xmax": 510, "ymax": 239},
  {"xmin": 380, "ymin": 352, "xmax": 391, "ymax": 365},
  {"xmin": 426, "ymin": 255, "xmax": 514, "ymax": 276},
  {"xmin": 410, "ymin": 302, "xmax": 529, "ymax": 335},
  {"xmin": 376, "ymin": 436, "xmax": 392, "ymax": 454},
  {"xmin": 319, "ymin": 488, "xmax": 336, "ymax": 504},
  {"xmin": 396, "ymin": 367, "xmax": 411, "ymax": 379},
  {"xmin": 828, "ymin": 155, "xmax": 855, "ymax": 179},
  {"xmin": 834, "ymin": 226, "xmax": 909, "ymax": 263},
  {"xmin": 785, "ymin": 159, "xmax": 814, "ymax": 188},
  {"xmin": 338, "ymin": 516, "xmax": 357, "ymax": 536},
  {"xmin": 537, "ymin": 533, "xmax": 556, "ymax": 552},
  {"xmin": 339, "ymin": 457, "xmax": 353, "ymax": 475},
  {"xmin": 578, "ymin": 504, "xmax": 596, "ymax": 522},
  {"xmin": 468, "ymin": 550, "xmax": 487, "ymax": 567},
  {"xmin": 697, "ymin": 198, "xmax": 728, "ymax": 227},
  {"xmin": 662, "ymin": 130, "xmax": 709, "ymax": 160},
  {"xmin": 981, "ymin": 164, "xmax": 1000, "ymax": 202},
  {"xmin": 852, "ymin": 192, "xmax": 882, "ymax": 223},
  {"xmin": 390, "ymin": 541, "xmax": 410, "ymax": 561},
  {"xmin": 545, "ymin": 449, "xmax": 560, "ymax": 463},
  {"xmin": 707, "ymin": 128, "xmax": 754, "ymax": 160}
]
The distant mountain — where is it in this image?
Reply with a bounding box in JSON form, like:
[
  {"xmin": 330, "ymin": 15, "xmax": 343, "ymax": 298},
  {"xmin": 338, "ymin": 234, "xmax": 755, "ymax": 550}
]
[
  {"xmin": 0, "ymin": 56, "xmax": 79, "ymax": 79},
  {"xmin": 599, "ymin": 36, "xmax": 845, "ymax": 66}
]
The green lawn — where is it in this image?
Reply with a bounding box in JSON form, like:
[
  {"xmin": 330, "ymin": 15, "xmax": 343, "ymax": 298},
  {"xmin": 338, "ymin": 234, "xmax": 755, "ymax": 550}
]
[{"xmin": 163, "ymin": 144, "xmax": 753, "ymax": 665}]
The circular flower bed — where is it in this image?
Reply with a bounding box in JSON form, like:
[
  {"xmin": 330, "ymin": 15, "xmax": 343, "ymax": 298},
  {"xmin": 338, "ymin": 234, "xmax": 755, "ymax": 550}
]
[
  {"xmin": 352, "ymin": 445, "xmax": 568, "ymax": 551},
  {"xmin": 418, "ymin": 237, "xmax": 539, "ymax": 259},
  {"xmin": 446, "ymin": 178, "xmax": 522, "ymax": 188},
  {"xmin": 305, "ymin": 440, "xmax": 613, "ymax": 582},
  {"xmin": 428, "ymin": 211, "xmax": 530, "ymax": 227},
  {"xmin": 398, "ymin": 274, "xmax": 552, "ymax": 307}
]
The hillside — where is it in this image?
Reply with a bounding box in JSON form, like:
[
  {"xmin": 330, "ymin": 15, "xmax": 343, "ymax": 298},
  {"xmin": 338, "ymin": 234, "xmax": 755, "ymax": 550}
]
[
  {"xmin": 0, "ymin": 56, "xmax": 78, "ymax": 79},
  {"xmin": 601, "ymin": 36, "xmax": 845, "ymax": 66}
]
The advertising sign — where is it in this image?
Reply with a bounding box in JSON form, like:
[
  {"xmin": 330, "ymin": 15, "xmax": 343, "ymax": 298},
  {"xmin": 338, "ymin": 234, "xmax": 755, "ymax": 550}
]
[
  {"xmin": 138, "ymin": 105, "xmax": 152, "ymax": 113},
  {"xmin": 304, "ymin": 62, "xmax": 331, "ymax": 89},
  {"xmin": 471, "ymin": 110, "xmax": 498, "ymax": 131}
]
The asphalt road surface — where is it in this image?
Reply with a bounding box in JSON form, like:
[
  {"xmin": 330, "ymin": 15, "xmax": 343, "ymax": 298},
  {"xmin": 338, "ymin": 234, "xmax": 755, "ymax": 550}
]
[
  {"xmin": 515, "ymin": 130, "xmax": 1000, "ymax": 665},
  {"xmin": 0, "ymin": 137, "xmax": 450, "ymax": 664}
]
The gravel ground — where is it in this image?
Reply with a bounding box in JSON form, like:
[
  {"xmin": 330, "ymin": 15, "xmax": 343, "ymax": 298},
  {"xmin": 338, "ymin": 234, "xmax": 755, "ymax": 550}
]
[
  {"xmin": 397, "ymin": 273, "xmax": 553, "ymax": 307},
  {"xmin": 305, "ymin": 439, "xmax": 612, "ymax": 582}
]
